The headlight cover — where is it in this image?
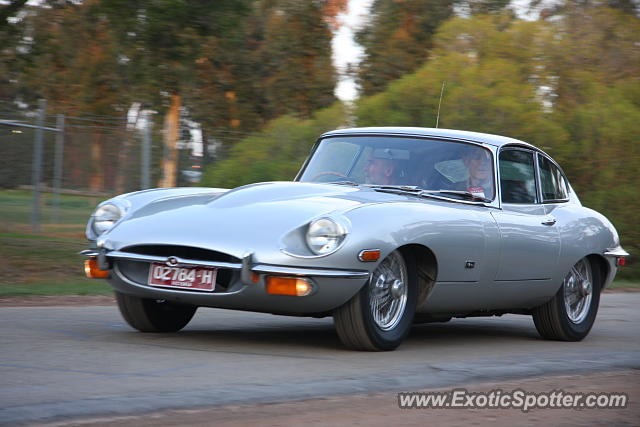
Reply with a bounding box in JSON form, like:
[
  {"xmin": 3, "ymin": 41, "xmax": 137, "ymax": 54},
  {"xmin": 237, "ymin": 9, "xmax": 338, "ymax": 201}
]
[
  {"xmin": 305, "ymin": 217, "xmax": 347, "ymax": 256},
  {"xmin": 91, "ymin": 203, "xmax": 125, "ymax": 236}
]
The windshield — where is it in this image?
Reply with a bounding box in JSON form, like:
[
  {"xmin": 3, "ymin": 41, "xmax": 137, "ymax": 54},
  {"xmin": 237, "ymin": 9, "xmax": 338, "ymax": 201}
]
[{"xmin": 297, "ymin": 135, "xmax": 495, "ymax": 201}]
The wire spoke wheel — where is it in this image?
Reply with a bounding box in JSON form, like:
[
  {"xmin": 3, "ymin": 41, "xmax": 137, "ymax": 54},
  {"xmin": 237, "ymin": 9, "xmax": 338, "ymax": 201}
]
[
  {"xmin": 532, "ymin": 257, "xmax": 601, "ymax": 342},
  {"xmin": 369, "ymin": 251, "xmax": 408, "ymax": 330},
  {"xmin": 333, "ymin": 249, "xmax": 417, "ymax": 351},
  {"xmin": 562, "ymin": 259, "xmax": 593, "ymax": 324}
]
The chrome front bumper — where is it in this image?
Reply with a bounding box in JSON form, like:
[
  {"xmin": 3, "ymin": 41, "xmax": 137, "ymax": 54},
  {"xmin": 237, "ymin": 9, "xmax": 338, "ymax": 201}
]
[{"xmin": 81, "ymin": 249, "xmax": 370, "ymax": 315}]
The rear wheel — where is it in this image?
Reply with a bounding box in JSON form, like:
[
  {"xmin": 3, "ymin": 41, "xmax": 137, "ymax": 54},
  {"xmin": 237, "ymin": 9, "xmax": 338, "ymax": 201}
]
[
  {"xmin": 115, "ymin": 292, "xmax": 197, "ymax": 332},
  {"xmin": 532, "ymin": 258, "xmax": 601, "ymax": 341},
  {"xmin": 333, "ymin": 250, "xmax": 417, "ymax": 351}
]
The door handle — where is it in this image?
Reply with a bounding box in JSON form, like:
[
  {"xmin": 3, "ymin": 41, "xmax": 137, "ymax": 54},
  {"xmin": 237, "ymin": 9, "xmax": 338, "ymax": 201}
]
[{"xmin": 541, "ymin": 217, "xmax": 557, "ymax": 226}]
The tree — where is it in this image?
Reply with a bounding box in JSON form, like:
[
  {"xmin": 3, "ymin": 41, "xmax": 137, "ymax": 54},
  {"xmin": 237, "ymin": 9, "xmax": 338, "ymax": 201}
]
[
  {"xmin": 238, "ymin": 0, "xmax": 337, "ymax": 123},
  {"xmin": 202, "ymin": 102, "xmax": 347, "ymax": 188},
  {"xmin": 355, "ymin": 0, "xmax": 456, "ymax": 97},
  {"xmin": 356, "ymin": 9, "xmax": 640, "ymax": 277},
  {"xmin": 529, "ymin": 0, "xmax": 639, "ymax": 19},
  {"xmin": 355, "ymin": 0, "xmax": 514, "ymax": 97},
  {"xmin": 357, "ymin": 15, "xmax": 566, "ymax": 144},
  {"xmin": 0, "ymin": 0, "xmax": 28, "ymax": 28}
]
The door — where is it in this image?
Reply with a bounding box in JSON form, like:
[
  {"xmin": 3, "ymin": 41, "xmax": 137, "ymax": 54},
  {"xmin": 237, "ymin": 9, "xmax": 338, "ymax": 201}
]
[{"xmin": 492, "ymin": 148, "xmax": 560, "ymax": 281}]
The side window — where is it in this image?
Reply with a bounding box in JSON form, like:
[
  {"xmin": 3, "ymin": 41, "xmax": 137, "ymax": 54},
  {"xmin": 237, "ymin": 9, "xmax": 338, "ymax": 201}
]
[
  {"xmin": 538, "ymin": 155, "xmax": 569, "ymax": 201},
  {"xmin": 499, "ymin": 149, "xmax": 538, "ymax": 204}
]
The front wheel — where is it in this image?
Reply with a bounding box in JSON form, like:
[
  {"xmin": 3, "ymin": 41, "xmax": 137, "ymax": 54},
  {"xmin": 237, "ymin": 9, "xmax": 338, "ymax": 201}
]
[
  {"xmin": 115, "ymin": 292, "xmax": 197, "ymax": 332},
  {"xmin": 532, "ymin": 258, "xmax": 601, "ymax": 341},
  {"xmin": 333, "ymin": 250, "xmax": 417, "ymax": 351}
]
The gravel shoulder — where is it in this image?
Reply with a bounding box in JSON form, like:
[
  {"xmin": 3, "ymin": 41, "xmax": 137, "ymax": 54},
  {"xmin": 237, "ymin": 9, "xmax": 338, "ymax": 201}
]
[{"xmin": 39, "ymin": 370, "xmax": 639, "ymax": 427}]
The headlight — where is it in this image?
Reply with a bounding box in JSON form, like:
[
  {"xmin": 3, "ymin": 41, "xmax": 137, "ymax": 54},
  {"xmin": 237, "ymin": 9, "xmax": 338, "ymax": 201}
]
[
  {"xmin": 91, "ymin": 203, "xmax": 124, "ymax": 236},
  {"xmin": 305, "ymin": 217, "xmax": 347, "ymax": 255}
]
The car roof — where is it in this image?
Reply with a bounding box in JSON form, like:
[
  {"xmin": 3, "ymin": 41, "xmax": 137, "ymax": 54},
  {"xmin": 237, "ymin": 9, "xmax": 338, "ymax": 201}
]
[{"xmin": 320, "ymin": 127, "xmax": 537, "ymax": 149}]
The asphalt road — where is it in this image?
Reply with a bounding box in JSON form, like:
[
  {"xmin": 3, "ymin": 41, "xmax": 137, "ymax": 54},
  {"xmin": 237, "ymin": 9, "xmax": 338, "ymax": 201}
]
[{"xmin": 1, "ymin": 293, "xmax": 638, "ymax": 425}]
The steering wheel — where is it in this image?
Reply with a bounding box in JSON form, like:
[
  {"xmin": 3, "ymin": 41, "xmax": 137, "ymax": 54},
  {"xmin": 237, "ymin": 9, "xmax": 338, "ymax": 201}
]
[{"xmin": 311, "ymin": 171, "xmax": 348, "ymax": 182}]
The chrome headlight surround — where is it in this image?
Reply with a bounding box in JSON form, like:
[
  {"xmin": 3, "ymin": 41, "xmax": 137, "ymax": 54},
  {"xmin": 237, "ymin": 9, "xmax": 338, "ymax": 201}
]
[
  {"xmin": 87, "ymin": 200, "xmax": 129, "ymax": 239},
  {"xmin": 305, "ymin": 217, "xmax": 348, "ymax": 256}
]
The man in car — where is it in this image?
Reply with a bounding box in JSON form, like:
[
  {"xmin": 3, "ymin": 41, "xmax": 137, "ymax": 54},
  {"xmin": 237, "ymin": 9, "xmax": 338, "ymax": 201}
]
[
  {"xmin": 453, "ymin": 148, "xmax": 494, "ymax": 199},
  {"xmin": 364, "ymin": 149, "xmax": 403, "ymax": 185}
]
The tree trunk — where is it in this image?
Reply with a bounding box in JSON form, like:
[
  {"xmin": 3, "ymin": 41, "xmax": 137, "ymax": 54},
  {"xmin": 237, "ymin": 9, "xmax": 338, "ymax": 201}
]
[
  {"xmin": 159, "ymin": 94, "xmax": 181, "ymax": 188},
  {"xmin": 89, "ymin": 132, "xmax": 104, "ymax": 191}
]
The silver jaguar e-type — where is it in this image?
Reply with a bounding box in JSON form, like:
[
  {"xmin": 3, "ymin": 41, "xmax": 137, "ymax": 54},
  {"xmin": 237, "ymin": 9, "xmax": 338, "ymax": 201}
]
[{"xmin": 83, "ymin": 127, "xmax": 628, "ymax": 351}]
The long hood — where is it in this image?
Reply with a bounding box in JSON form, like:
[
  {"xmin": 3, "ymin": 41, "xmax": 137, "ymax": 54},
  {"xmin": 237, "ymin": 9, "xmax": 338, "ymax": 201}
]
[{"xmin": 100, "ymin": 182, "xmax": 397, "ymax": 258}]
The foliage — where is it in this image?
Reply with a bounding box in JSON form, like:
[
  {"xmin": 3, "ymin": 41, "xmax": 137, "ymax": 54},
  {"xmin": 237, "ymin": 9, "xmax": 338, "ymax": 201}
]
[
  {"xmin": 1, "ymin": 1, "xmax": 638, "ymax": 281},
  {"xmin": 201, "ymin": 102, "xmax": 348, "ymax": 188},
  {"xmin": 2, "ymin": 0, "xmax": 337, "ymax": 134},
  {"xmin": 355, "ymin": 0, "xmax": 514, "ymax": 97},
  {"xmin": 355, "ymin": 8, "xmax": 640, "ymax": 277},
  {"xmin": 355, "ymin": 0, "xmax": 457, "ymax": 97}
]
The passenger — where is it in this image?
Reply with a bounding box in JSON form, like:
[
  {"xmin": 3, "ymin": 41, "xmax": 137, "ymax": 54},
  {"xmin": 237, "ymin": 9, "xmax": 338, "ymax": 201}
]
[{"xmin": 453, "ymin": 148, "xmax": 494, "ymax": 199}]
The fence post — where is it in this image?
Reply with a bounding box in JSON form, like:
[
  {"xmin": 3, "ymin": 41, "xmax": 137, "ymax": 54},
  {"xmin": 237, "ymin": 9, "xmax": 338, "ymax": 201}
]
[
  {"xmin": 141, "ymin": 113, "xmax": 152, "ymax": 189},
  {"xmin": 52, "ymin": 114, "xmax": 65, "ymax": 223},
  {"xmin": 30, "ymin": 99, "xmax": 46, "ymax": 234}
]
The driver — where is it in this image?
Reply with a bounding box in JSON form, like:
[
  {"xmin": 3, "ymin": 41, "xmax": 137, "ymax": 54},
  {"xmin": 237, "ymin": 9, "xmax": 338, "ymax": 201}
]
[
  {"xmin": 364, "ymin": 149, "xmax": 400, "ymax": 185},
  {"xmin": 453, "ymin": 148, "xmax": 494, "ymax": 199}
]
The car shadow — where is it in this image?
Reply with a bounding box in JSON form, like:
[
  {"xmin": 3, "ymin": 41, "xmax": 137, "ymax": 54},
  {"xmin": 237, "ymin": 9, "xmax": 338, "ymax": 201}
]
[
  {"xmin": 408, "ymin": 318, "xmax": 541, "ymax": 343},
  {"xmin": 126, "ymin": 316, "xmax": 542, "ymax": 353}
]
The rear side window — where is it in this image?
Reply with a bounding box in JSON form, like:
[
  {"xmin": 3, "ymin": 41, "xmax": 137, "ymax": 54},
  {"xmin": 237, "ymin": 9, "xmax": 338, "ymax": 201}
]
[
  {"xmin": 499, "ymin": 149, "xmax": 538, "ymax": 204},
  {"xmin": 538, "ymin": 154, "xmax": 569, "ymax": 201}
]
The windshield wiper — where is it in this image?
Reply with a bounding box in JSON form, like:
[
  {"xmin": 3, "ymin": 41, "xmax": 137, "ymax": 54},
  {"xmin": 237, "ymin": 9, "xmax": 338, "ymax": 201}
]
[
  {"xmin": 328, "ymin": 182, "xmax": 423, "ymax": 192},
  {"xmin": 327, "ymin": 180, "xmax": 360, "ymax": 186},
  {"xmin": 419, "ymin": 190, "xmax": 492, "ymax": 203},
  {"xmin": 368, "ymin": 186, "xmax": 491, "ymax": 204},
  {"xmin": 366, "ymin": 184, "xmax": 422, "ymax": 192}
]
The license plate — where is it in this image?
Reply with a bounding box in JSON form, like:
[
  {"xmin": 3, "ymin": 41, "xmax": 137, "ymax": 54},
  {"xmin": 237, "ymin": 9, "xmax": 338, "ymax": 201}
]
[{"xmin": 148, "ymin": 263, "xmax": 217, "ymax": 292}]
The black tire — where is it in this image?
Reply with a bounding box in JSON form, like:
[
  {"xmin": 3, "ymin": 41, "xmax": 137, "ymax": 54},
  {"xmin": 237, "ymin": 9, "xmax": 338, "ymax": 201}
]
[
  {"xmin": 115, "ymin": 292, "xmax": 197, "ymax": 332},
  {"xmin": 532, "ymin": 258, "xmax": 601, "ymax": 341},
  {"xmin": 333, "ymin": 249, "xmax": 417, "ymax": 351}
]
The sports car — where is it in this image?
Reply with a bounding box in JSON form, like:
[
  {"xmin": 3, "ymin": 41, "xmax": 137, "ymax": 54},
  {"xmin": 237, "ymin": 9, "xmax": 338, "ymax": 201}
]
[{"xmin": 82, "ymin": 127, "xmax": 628, "ymax": 351}]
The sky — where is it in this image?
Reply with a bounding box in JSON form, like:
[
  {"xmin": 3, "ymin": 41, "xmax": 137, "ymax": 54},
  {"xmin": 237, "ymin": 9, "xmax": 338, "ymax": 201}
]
[{"xmin": 332, "ymin": 0, "xmax": 375, "ymax": 102}]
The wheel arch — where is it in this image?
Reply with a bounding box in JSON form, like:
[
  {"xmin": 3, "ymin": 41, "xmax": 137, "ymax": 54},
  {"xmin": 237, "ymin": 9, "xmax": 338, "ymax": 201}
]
[
  {"xmin": 586, "ymin": 253, "xmax": 609, "ymax": 291},
  {"xmin": 397, "ymin": 244, "xmax": 438, "ymax": 309}
]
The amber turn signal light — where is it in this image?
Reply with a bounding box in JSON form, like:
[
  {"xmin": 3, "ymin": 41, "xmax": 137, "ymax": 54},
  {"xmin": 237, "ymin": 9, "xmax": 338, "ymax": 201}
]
[
  {"xmin": 358, "ymin": 249, "xmax": 381, "ymax": 262},
  {"xmin": 265, "ymin": 276, "xmax": 312, "ymax": 296},
  {"xmin": 84, "ymin": 258, "xmax": 110, "ymax": 279}
]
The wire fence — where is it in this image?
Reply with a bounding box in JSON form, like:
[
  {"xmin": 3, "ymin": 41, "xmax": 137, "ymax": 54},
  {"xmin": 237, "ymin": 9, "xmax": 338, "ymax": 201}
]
[
  {"xmin": 0, "ymin": 100, "xmax": 246, "ymax": 235},
  {"xmin": 1, "ymin": 115, "xmax": 149, "ymax": 194}
]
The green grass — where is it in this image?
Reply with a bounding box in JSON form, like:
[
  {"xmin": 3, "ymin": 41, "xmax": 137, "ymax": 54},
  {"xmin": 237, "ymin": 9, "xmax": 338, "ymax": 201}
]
[
  {"xmin": 0, "ymin": 232, "xmax": 91, "ymax": 286},
  {"xmin": 608, "ymin": 280, "xmax": 640, "ymax": 289},
  {"xmin": 0, "ymin": 231, "xmax": 113, "ymax": 296},
  {"xmin": 0, "ymin": 189, "xmax": 102, "ymax": 235},
  {"xmin": 0, "ymin": 189, "xmax": 119, "ymax": 297},
  {"xmin": 0, "ymin": 280, "xmax": 112, "ymax": 296}
]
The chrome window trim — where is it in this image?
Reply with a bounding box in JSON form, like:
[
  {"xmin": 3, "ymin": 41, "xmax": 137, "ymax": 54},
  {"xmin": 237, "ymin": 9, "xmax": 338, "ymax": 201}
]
[
  {"xmin": 537, "ymin": 153, "xmax": 570, "ymax": 204},
  {"xmin": 497, "ymin": 146, "xmax": 540, "ymax": 206},
  {"xmin": 297, "ymin": 134, "xmax": 499, "ymax": 206}
]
